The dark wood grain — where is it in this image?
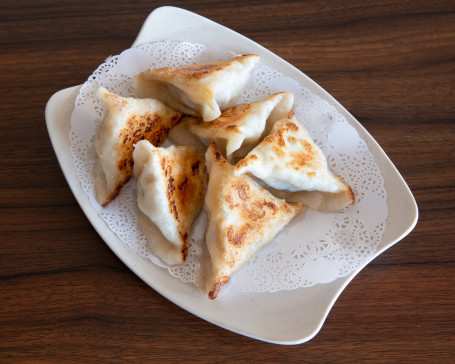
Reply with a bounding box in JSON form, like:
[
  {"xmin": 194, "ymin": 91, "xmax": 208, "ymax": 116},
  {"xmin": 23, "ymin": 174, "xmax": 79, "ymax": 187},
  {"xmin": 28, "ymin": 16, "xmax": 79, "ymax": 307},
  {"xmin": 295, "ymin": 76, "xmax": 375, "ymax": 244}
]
[{"xmin": 1, "ymin": 0, "xmax": 454, "ymax": 362}]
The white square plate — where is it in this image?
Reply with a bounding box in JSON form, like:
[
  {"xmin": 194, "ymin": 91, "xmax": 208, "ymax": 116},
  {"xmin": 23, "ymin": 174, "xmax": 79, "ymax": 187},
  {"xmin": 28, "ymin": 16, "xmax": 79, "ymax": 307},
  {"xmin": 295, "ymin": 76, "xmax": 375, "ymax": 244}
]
[{"xmin": 45, "ymin": 6, "xmax": 418, "ymax": 345}]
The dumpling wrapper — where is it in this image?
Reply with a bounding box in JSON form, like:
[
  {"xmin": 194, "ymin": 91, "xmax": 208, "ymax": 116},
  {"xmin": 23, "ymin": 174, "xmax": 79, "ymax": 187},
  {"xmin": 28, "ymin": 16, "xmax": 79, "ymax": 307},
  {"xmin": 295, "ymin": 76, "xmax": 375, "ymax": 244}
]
[
  {"xmin": 132, "ymin": 54, "xmax": 260, "ymax": 122},
  {"xmin": 94, "ymin": 87, "xmax": 182, "ymax": 206},
  {"xmin": 168, "ymin": 116, "xmax": 208, "ymax": 156},
  {"xmin": 189, "ymin": 92, "xmax": 294, "ymax": 161},
  {"xmin": 133, "ymin": 140, "xmax": 206, "ymax": 265},
  {"xmin": 204, "ymin": 143, "xmax": 303, "ymax": 299},
  {"xmin": 235, "ymin": 112, "xmax": 354, "ymax": 212}
]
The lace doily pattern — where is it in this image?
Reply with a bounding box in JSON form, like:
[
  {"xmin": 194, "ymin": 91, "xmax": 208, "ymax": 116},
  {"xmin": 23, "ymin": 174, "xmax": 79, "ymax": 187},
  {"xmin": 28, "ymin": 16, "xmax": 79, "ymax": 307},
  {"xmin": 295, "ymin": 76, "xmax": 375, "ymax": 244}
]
[{"xmin": 70, "ymin": 41, "xmax": 388, "ymax": 293}]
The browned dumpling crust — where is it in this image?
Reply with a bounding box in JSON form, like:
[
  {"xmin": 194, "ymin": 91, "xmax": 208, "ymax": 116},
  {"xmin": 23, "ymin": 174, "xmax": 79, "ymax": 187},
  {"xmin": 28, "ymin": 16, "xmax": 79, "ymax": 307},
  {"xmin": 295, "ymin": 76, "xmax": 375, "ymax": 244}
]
[
  {"xmin": 235, "ymin": 112, "xmax": 354, "ymax": 212},
  {"xmin": 94, "ymin": 87, "xmax": 182, "ymax": 206},
  {"xmin": 133, "ymin": 140, "xmax": 206, "ymax": 265},
  {"xmin": 132, "ymin": 55, "xmax": 260, "ymax": 122},
  {"xmin": 204, "ymin": 143, "xmax": 302, "ymax": 299}
]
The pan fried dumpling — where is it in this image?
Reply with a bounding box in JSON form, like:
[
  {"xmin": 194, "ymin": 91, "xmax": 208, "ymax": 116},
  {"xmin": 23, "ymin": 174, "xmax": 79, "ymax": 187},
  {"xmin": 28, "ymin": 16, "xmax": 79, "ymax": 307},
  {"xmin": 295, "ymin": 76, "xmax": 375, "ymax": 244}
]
[
  {"xmin": 204, "ymin": 143, "xmax": 302, "ymax": 299},
  {"xmin": 132, "ymin": 55, "xmax": 260, "ymax": 122},
  {"xmin": 235, "ymin": 112, "xmax": 354, "ymax": 211},
  {"xmin": 133, "ymin": 140, "xmax": 206, "ymax": 265},
  {"xmin": 189, "ymin": 92, "xmax": 294, "ymax": 161},
  {"xmin": 94, "ymin": 87, "xmax": 182, "ymax": 206}
]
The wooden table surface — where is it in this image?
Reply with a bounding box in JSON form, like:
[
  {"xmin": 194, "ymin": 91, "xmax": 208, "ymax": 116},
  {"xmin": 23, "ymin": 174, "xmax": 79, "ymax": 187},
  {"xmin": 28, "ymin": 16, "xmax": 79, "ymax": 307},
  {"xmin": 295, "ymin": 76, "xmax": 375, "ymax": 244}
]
[{"xmin": 1, "ymin": 0, "xmax": 454, "ymax": 362}]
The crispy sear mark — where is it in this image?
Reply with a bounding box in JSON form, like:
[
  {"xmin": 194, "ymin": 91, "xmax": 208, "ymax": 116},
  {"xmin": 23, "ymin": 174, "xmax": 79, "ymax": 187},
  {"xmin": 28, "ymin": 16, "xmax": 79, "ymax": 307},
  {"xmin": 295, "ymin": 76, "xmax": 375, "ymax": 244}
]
[
  {"xmin": 235, "ymin": 158, "xmax": 249, "ymax": 170},
  {"xmin": 156, "ymin": 63, "xmax": 222, "ymax": 81},
  {"xmin": 347, "ymin": 186, "xmax": 355, "ymax": 203},
  {"xmin": 225, "ymin": 193, "xmax": 236, "ymax": 210},
  {"xmin": 191, "ymin": 160, "xmax": 200, "ymax": 175},
  {"xmin": 288, "ymin": 140, "xmax": 317, "ymax": 170},
  {"xmin": 277, "ymin": 129, "xmax": 286, "ymax": 147},
  {"xmin": 233, "ymin": 181, "xmax": 249, "ymax": 201},
  {"xmin": 181, "ymin": 242, "xmax": 188, "ymax": 260},
  {"xmin": 105, "ymin": 94, "xmax": 128, "ymax": 111},
  {"xmin": 166, "ymin": 173, "xmax": 179, "ymax": 222},
  {"xmin": 288, "ymin": 136, "xmax": 297, "ymax": 144},
  {"xmin": 208, "ymin": 276, "xmax": 230, "ymax": 300},
  {"xmin": 118, "ymin": 112, "xmax": 179, "ymax": 180},
  {"xmin": 178, "ymin": 177, "xmax": 188, "ymax": 190},
  {"xmin": 181, "ymin": 63, "xmax": 222, "ymax": 79},
  {"xmin": 285, "ymin": 121, "xmax": 299, "ymax": 131},
  {"xmin": 226, "ymin": 225, "xmax": 251, "ymax": 247}
]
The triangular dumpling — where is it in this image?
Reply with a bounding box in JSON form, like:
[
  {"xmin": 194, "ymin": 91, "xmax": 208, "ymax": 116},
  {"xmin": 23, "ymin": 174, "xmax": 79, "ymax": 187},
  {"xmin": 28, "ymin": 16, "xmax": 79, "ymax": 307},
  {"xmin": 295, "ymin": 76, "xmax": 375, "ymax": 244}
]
[
  {"xmin": 235, "ymin": 112, "xmax": 354, "ymax": 211},
  {"xmin": 94, "ymin": 87, "xmax": 182, "ymax": 206},
  {"xmin": 132, "ymin": 55, "xmax": 260, "ymax": 122},
  {"xmin": 189, "ymin": 92, "xmax": 294, "ymax": 161},
  {"xmin": 204, "ymin": 143, "xmax": 302, "ymax": 299},
  {"xmin": 133, "ymin": 140, "xmax": 206, "ymax": 265}
]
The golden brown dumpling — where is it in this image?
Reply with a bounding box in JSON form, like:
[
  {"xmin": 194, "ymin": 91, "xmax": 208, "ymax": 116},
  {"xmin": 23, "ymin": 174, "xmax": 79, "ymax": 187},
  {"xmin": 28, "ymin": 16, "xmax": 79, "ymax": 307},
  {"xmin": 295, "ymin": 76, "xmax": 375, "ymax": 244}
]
[
  {"xmin": 133, "ymin": 140, "xmax": 206, "ymax": 265},
  {"xmin": 235, "ymin": 112, "xmax": 354, "ymax": 211},
  {"xmin": 93, "ymin": 87, "xmax": 182, "ymax": 206},
  {"xmin": 204, "ymin": 143, "xmax": 302, "ymax": 299},
  {"xmin": 132, "ymin": 55, "xmax": 260, "ymax": 122}
]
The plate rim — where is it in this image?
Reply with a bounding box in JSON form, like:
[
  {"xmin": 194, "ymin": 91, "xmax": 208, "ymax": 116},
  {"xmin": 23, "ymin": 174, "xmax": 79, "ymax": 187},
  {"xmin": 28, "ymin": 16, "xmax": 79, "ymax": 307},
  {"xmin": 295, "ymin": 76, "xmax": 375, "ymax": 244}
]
[{"xmin": 45, "ymin": 6, "xmax": 418, "ymax": 345}]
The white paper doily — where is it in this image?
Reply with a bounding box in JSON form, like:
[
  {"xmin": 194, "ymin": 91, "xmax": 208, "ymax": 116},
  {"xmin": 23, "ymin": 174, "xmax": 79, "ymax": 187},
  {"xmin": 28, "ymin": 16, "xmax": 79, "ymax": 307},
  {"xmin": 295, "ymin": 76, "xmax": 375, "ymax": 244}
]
[{"xmin": 70, "ymin": 41, "xmax": 388, "ymax": 293}]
